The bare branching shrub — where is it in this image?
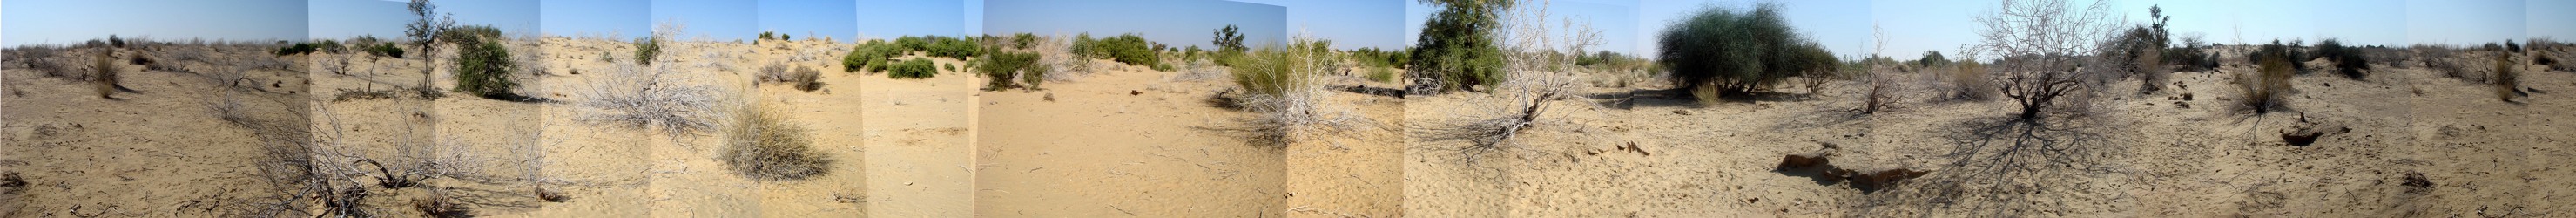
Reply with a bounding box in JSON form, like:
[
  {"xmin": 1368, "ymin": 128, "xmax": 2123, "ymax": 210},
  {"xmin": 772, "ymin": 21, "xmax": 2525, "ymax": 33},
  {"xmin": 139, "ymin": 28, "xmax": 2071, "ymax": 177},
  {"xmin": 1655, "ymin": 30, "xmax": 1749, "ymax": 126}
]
[
  {"xmin": 721, "ymin": 97, "xmax": 833, "ymax": 181},
  {"xmin": 581, "ymin": 63, "xmax": 721, "ymax": 136},
  {"xmin": 1871, "ymin": 1, "xmax": 2130, "ymax": 216},
  {"xmin": 1969, "ymin": 0, "xmax": 2118, "ymax": 120},
  {"xmin": 791, "ymin": 65, "xmax": 823, "ymax": 92},
  {"xmin": 1437, "ymin": 0, "xmax": 1605, "ymax": 162},
  {"xmin": 758, "ymin": 62, "xmax": 792, "ymax": 83}
]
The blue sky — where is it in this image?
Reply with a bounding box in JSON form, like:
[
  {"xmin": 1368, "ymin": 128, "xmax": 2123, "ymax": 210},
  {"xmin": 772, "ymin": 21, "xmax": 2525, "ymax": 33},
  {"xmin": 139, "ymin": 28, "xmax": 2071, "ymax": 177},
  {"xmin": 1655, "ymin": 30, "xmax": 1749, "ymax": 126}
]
[
  {"xmin": 4, "ymin": 0, "xmax": 307, "ymax": 45},
  {"xmin": 653, "ymin": 0, "xmax": 756, "ymax": 41},
  {"xmin": 855, "ymin": 0, "xmax": 968, "ymax": 39},
  {"xmin": 985, "ymin": 0, "xmax": 1288, "ymax": 50},
  {"xmin": 310, "ymin": 0, "xmax": 537, "ymax": 40},
  {"xmin": 1234, "ymin": 0, "xmax": 1405, "ymax": 50},
  {"xmin": 544, "ymin": 0, "xmax": 650, "ymax": 38},
  {"xmin": 761, "ymin": 0, "xmax": 858, "ymax": 41}
]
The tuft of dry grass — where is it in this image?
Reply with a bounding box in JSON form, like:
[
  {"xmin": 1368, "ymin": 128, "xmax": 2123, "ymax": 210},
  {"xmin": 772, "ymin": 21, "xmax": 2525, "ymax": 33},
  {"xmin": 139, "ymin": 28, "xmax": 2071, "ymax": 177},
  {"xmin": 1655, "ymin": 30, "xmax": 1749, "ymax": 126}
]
[
  {"xmin": 792, "ymin": 65, "xmax": 823, "ymax": 92},
  {"xmin": 720, "ymin": 97, "xmax": 833, "ymax": 181},
  {"xmin": 92, "ymin": 49, "xmax": 120, "ymax": 99},
  {"xmin": 2495, "ymin": 52, "xmax": 2520, "ymax": 102},
  {"xmin": 2236, "ymin": 57, "xmax": 2295, "ymax": 113}
]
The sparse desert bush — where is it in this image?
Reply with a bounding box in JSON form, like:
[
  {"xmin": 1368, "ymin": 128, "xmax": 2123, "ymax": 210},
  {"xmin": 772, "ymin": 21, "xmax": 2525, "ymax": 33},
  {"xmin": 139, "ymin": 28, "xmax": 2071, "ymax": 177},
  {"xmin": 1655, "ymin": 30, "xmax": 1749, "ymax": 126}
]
[
  {"xmin": 979, "ymin": 51, "xmax": 1044, "ymax": 91},
  {"xmin": 1082, "ymin": 34, "xmax": 1158, "ymax": 67},
  {"xmin": 2237, "ymin": 55, "xmax": 2295, "ymax": 113},
  {"xmin": 1971, "ymin": 0, "xmax": 2124, "ymax": 119},
  {"xmin": 2136, "ymin": 46, "xmax": 2168, "ymax": 93},
  {"xmin": 888, "ymin": 58, "xmax": 937, "ymax": 79},
  {"xmin": 759, "ymin": 63, "xmax": 792, "ymax": 83},
  {"xmin": 2249, "ymin": 39, "xmax": 2309, "ymax": 73},
  {"xmin": 455, "ymin": 40, "xmax": 519, "ymax": 98},
  {"xmin": 1919, "ymin": 51, "xmax": 1951, "ymax": 68},
  {"xmin": 792, "ymin": 66, "xmax": 822, "ymax": 92},
  {"xmin": 276, "ymin": 43, "xmax": 319, "ymax": 56},
  {"xmin": 1230, "ymin": 37, "xmax": 1359, "ymax": 146},
  {"xmin": 1406, "ymin": 0, "xmax": 1510, "ymax": 94},
  {"xmin": 2495, "ymin": 52, "xmax": 2519, "ymax": 102},
  {"xmin": 583, "ymin": 63, "xmax": 721, "ymax": 136},
  {"xmin": 92, "ymin": 50, "xmax": 120, "ymax": 99},
  {"xmin": 2166, "ymin": 34, "xmax": 2216, "ymax": 72},
  {"xmin": 721, "ymin": 98, "xmax": 832, "ymax": 181},
  {"xmin": 1948, "ymin": 59, "xmax": 1994, "ymax": 100},
  {"xmin": 759, "ymin": 31, "xmax": 776, "ymax": 41},
  {"xmin": 367, "ymin": 43, "xmax": 406, "ymax": 58},
  {"xmin": 2505, "ymin": 40, "xmax": 2522, "ymax": 53},
  {"xmin": 2315, "ymin": 38, "xmax": 2370, "ymax": 79},
  {"xmin": 314, "ymin": 39, "xmax": 343, "ymax": 53},
  {"xmin": 1657, "ymin": 3, "xmax": 1839, "ymax": 98}
]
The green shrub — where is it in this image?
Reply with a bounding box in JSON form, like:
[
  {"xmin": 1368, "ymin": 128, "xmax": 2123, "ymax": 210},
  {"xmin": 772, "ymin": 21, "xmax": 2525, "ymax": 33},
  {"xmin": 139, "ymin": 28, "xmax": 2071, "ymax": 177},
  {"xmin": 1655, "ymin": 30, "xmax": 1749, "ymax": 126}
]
[
  {"xmin": 2249, "ymin": 39, "xmax": 2308, "ymax": 73},
  {"xmin": 1071, "ymin": 33, "xmax": 1101, "ymax": 58},
  {"xmin": 1408, "ymin": 0, "xmax": 1511, "ymax": 93},
  {"xmin": 980, "ymin": 51, "xmax": 1044, "ymax": 91},
  {"xmin": 2314, "ymin": 38, "xmax": 2370, "ymax": 79},
  {"xmin": 1656, "ymin": 3, "xmax": 1838, "ymax": 97},
  {"xmin": 1212, "ymin": 24, "xmax": 1246, "ymax": 52},
  {"xmin": 367, "ymin": 43, "xmax": 406, "ymax": 58},
  {"xmin": 895, "ymin": 36, "xmax": 930, "ymax": 51},
  {"xmin": 888, "ymin": 58, "xmax": 937, "ymax": 79},
  {"xmin": 314, "ymin": 40, "xmax": 344, "ymax": 53},
  {"xmin": 927, "ymin": 36, "xmax": 982, "ymax": 59},
  {"xmin": 841, "ymin": 40, "xmax": 903, "ymax": 72},
  {"xmin": 455, "ymin": 40, "xmax": 518, "ymax": 98},
  {"xmin": 759, "ymin": 31, "xmax": 776, "ymax": 41},
  {"xmin": 944, "ymin": 63, "xmax": 956, "ymax": 72},
  {"xmin": 634, "ymin": 37, "xmax": 664, "ymax": 65},
  {"xmin": 276, "ymin": 43, "xmax": 319, "ymax": 56},
  {"xmin": 1918, "ymin": 51, "xmax": 1950, "ymax": 68},
  {"xmin": 1012, "ymin": 33, "xmax": 1038, "ymax": 50},
  {"xmin": 722, "ymin": 99, "xmax": 831, "ymax": 181},
  {"xmin": 1233, "ymin": 44, "xmax": 1321, "ymax": 98}
]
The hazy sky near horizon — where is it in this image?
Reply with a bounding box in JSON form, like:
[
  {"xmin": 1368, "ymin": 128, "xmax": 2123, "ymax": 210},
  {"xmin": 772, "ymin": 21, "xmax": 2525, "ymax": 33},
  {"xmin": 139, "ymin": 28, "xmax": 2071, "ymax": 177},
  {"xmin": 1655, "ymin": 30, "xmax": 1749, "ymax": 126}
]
[
  {"xmin": 855, "ymin": 0, "xmax": 967, "ymax": 39},
  {"xmin": 1233, "ymin": 0, "xmax": 1406, "ymax": 50},
  {"xmin": 985, "ymin": 0, "xmax": 1288, "ymax": 50},
  {"xmin": 543, "ymin": 0, "xmax": 650, "ymax": 38},
  {"xmin": 4, "ymin": 0, "xmax": 307, "ymax": 45},
  {"xmin": 309, "ymin": 0, "xmax": 537, "ymax": 40},
  {"xmin": 761, "ymin": 0, "xmax": 858, "ymax": 41},
  {"xmin": 1407, "ymin": 0, "xmax": 1653, "ymax": 56}
]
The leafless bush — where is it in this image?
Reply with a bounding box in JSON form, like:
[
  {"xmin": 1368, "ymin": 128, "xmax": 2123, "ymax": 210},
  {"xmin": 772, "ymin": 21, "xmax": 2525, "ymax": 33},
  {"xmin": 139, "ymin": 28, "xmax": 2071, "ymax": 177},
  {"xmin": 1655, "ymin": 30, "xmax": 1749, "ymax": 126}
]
[
  {"xmin": 1945, "ymin": 58, "xmax": 1995, "ymax": 100},
  {"xmin": 581, "ymin": 62, "xmax": 722, "ymax": 136},
  {"xmin": 1438, "ymin": 0, "xmax": 1606, "ymax": 162},
  {"xmin": 1867, "ymin": 0, "xmax": 2131, "ymax": 216},
  {"xmin": 1968, "ymin": 0, "xmax": 2119, "ymax": 120},
  {"xmin": 721, "ymin": 96, "xmax": 832, "ymax": 181},
  {"xmin": 758, "ymin": 62, "xmax": 792, "ymax": 83}
]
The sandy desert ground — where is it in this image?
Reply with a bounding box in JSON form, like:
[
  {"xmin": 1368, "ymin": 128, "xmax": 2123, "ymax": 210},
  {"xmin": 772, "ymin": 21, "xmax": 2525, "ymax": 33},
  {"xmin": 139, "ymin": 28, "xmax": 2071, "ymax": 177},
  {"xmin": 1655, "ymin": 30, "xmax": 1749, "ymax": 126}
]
[
  {"xmin": 6, "ymin": 35, "xmax": 2571, "ymax": 218},
  {"xmin": 1403, "ymin": 45, "xmax": 2576, "ymax": 217}
]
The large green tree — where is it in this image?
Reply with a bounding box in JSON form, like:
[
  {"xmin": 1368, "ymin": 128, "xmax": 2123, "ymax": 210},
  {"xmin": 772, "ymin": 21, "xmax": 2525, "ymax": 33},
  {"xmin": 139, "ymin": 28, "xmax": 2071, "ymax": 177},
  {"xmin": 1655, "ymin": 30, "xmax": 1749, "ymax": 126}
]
[
  {"xmin": 1656, "ymin": 3, "xmax": 1837, "ymax": 96},
  {"xmin": 1406, "ymin": 0, "xmax": 1513, "ymax": 94}
]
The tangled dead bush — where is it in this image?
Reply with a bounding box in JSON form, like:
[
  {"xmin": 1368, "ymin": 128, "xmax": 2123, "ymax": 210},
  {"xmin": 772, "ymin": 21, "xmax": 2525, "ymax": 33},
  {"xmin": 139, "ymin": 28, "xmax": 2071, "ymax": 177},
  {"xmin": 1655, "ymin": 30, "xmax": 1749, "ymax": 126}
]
[
  {"xmin": 721, "ymin": 97, "xmax": 833, "ymax": 181},
  {"xmin": 581, "ymin": 63, "xmax": 721, "ymax": 136}
]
